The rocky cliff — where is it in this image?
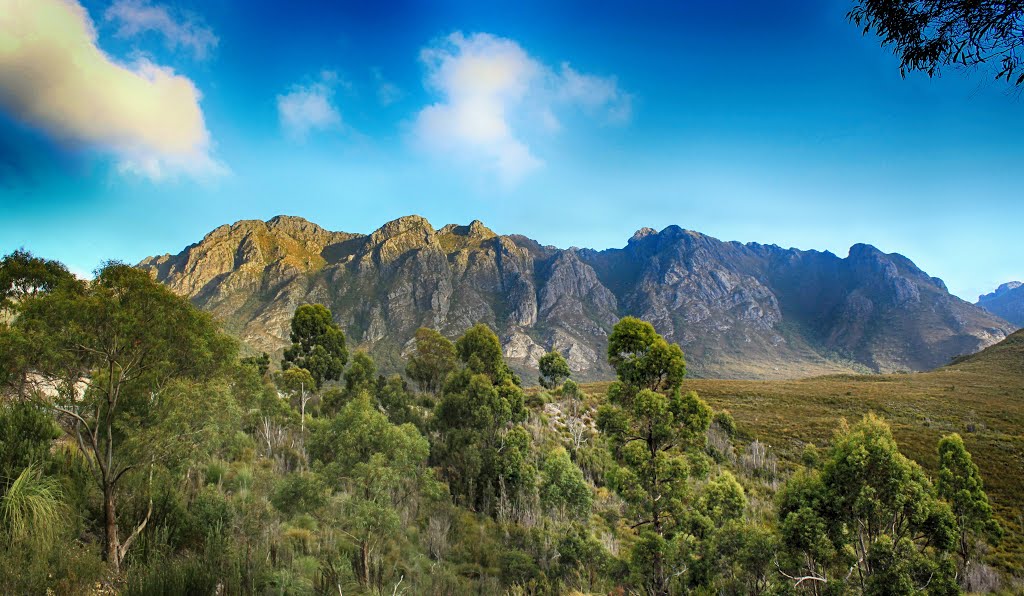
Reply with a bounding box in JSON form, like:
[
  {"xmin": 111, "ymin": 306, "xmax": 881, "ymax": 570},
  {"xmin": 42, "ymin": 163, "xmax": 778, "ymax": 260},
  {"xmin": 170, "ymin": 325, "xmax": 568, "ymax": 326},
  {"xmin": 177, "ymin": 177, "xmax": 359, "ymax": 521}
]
[
  {"xmin": 139, "ymin": 215, "xmax": 1015, "ymax": 380},
  {"xmin": 977, "ymin": 282, "xmax": 1024, "ymax": 328}
]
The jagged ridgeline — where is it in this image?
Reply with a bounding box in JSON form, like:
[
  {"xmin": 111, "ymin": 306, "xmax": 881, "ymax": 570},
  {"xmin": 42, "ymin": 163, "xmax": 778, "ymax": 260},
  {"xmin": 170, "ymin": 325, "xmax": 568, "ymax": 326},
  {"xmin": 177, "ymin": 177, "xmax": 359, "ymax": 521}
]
[{"xmin": 139, "ymin": 215, "xmax": 1015, "ymax": 381}]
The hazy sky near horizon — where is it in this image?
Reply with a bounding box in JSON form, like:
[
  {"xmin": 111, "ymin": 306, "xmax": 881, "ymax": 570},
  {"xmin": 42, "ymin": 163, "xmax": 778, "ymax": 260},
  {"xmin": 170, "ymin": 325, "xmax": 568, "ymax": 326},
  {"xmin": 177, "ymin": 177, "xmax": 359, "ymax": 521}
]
[{"xmin": 0, "ymin": 0, "xmax": 1021, "ymax": 302}]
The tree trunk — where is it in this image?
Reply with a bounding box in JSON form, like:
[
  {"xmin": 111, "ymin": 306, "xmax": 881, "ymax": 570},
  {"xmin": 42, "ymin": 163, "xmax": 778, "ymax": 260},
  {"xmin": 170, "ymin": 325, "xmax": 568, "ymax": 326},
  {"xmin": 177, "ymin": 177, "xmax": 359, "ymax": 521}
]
[
  {"xmin": 103, "ymin": 483, "xmax": 121, "ymax": 573},
  {"xmin": 361, "ymin": 540, "xmax": 371, "ymax": 586}
]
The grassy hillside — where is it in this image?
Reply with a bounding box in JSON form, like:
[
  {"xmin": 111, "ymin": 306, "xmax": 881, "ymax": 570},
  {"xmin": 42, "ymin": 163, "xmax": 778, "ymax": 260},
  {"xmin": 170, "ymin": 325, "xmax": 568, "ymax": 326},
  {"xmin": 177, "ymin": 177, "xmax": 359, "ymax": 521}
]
[{"xmin": 583, "ymin": 329, "xmax": 1024, "ymax": 574}]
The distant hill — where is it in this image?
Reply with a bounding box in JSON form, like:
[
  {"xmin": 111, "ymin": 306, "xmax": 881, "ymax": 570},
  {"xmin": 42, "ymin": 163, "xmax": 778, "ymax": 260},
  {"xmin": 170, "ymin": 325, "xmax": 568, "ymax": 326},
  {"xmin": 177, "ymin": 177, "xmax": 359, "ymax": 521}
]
[
  {"xmin": 139, "ymin": 215, "xmax": 1014, "ymax": 380},
  {"xmin": 977, "ymin": 282, "xmax": 1024, "ymax": 327}
]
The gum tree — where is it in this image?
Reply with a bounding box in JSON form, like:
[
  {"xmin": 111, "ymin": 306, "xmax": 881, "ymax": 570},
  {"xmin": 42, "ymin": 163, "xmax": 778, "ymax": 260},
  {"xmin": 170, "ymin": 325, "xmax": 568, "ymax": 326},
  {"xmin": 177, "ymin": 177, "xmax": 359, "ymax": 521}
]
[
  {"xmin": 597, "ymin": 317, "xmax": 711, "ymax": 595},
  {"xmin": 6, "ymin": 262, "xmax": 237, "ymax": 573}
]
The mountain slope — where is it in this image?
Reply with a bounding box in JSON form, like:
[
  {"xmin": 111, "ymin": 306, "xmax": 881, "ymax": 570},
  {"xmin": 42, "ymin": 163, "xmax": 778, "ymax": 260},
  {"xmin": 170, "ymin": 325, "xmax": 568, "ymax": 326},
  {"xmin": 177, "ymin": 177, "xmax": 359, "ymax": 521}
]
[
  {"xmin": 139, "ymin": 215, "xmax": 1014, "ymax": 380},
  {"xmin": 977, "ymin": 282, "xmax": 1024, "ymax": 327}
]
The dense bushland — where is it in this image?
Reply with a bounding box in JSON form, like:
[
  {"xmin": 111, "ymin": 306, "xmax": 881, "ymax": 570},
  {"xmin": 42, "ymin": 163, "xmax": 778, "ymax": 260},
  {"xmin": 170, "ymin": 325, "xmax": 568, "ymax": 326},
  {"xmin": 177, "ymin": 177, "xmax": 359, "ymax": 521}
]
[{"xmin": 0, "ymin": 251, "xmax": 1011, "ymax": 594}]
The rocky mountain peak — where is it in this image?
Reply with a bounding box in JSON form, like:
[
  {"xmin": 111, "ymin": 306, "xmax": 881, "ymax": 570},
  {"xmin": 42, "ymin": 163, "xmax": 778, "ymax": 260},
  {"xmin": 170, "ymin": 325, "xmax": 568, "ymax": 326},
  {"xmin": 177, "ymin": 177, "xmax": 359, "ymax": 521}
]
[
  {"xmin": 364, "ymin": 215, "xmax": 437, "ymax": 266},
  {"xmin": 986, "ymin": 281, "xmax": 1024, "ymax": 299},
  {"xmin": 629, "ymin": 227, "xmax": 657, "ymax": 244},
  {"xmin": 140, "ymin": 215, "xmax": 1014, "ymax": 381},
  {"xmin": 437, "ymin": 220, "xmax": 498, "ymax": 252},
  {"xmin": 368, "ymin": 215, "xmax": 434, "ymax": 242}
]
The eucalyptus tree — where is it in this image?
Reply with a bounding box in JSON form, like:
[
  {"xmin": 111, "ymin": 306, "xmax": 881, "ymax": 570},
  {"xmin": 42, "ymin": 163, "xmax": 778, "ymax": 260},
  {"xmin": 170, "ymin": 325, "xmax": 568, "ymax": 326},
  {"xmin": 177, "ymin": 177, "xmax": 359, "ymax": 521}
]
[
  {"xmin": 309, "ymin": 393, "xmax": 438, "ymax": 589},
  {"xmin": 937, "ymin": 433, "xmax": 1001, "ymax": 578},
  {"xmin": 282, "ymin": 304, "xmax": 347, "ymax": 389},
  {"xmin": 405, "ymin": 327, "xmax": 457, "ymax": 395},
  {"xmin": 538, "ymin": 349, "xmax": 570, "ymax": 389},
  {"xmin": 850, "ymin": 0, "xmax": 1024, "ymax": 86},
  {"xmin": 5, "ymin": 262, "xmax": 239, "ymax": 573},
  {"xmin": 274, "ymin": 366, "xmax": 316, "ymax": 435},
  {"xmin": 778, "ymin": 414, "xmax": 959, "ymax": 594},
  {"xmin": 432, "ymin": 324, "xmax": 531, "ymax": 514},
  {"xmin": 597, "ymin": 316, "xmax": 711, "ymax": 595}
]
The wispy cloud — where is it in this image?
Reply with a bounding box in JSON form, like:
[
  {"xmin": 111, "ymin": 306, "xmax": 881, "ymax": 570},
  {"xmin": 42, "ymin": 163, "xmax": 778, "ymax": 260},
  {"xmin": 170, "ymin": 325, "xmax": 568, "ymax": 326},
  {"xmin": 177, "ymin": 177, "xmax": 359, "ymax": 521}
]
[
  {"xmin": 277, "ymin": 72, "xmax": 343, "ymax": 141},
  {"xmin": 555, "ymin": 62, "xmax": 632, "ymax": 124},
  {"xmin": 411, "ymin": 32, "xmax": 631, "ymax": 185},
  {"xmin": 0, "ymin": 0, "xmax": 225, "ymax": 181},
  {"xmin": 371, "ymin": 68, "xmax": 403, "ymax": 106},
  {"xmin": 104, "ymin": 0, "xmax": 218, "ymax": 60}
]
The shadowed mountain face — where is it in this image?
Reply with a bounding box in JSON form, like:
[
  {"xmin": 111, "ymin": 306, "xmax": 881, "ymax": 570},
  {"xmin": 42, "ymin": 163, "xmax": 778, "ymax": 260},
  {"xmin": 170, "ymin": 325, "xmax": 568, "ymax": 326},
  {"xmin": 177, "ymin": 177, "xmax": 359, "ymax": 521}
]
[
  {"xmin": 977, "ymin": 282, "xmax": 1024, "ymax": 328},
  {"xmin": 139, "ymin": 215, "xmax": 1014, "ymax": 381}
]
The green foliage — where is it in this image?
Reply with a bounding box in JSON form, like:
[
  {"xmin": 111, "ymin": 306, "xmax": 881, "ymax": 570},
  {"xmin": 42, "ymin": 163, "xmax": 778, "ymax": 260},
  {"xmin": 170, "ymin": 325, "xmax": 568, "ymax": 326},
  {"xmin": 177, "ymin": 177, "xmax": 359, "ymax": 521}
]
[
  {"xmin": 0, "ymin": 463, "xmax": 65, "ymax": 547},
  {"xmin": 607, "ymin": 316, "xmax": 686, "ymax": 392},
  {"xmin": 240, "ymin": 351, "xmax": 270, "ymax": 377},
  {"xmin": 376, "ymin": 373, "xmax": 416, "ymax": 425},
  {"xmin": 273, "ymin": 366, "xmax": 314, "ymax": 400},
  {"xmin": 456, "ymin": 323, "xmax": 518, "ymax": 385},
  {"xmin": 598, "ymin": 318, "xmax": 710, "ymax": 594},
  {"xmin": 538, "ymin": 349, "xmax": 571, "ymax": 389},
  {"xmin": 429, "ymin": 324, "xmax": 535, "ymax": 516},
  {"xmin": 1, "ymin": 253, "xmax": 1015, "ymax": 593},
  {"xmin": 282, "ymin": 303, "xmax": 347, "ymax": 388},
  {"xmin": 309, "ymin": 393, "xmax": 438, "ymax": 588},
  {"xmin": 271, "ymin": 472, "xmax": 328, "ymax": 517},
  {"xmin": 937, "ymin": 433, "xmax": 1002, "ymax": 570},
  {"xmin": 713, "ymin": 410, "xmax": 736, "ymax": 437},
  {"xmin": 405, "ymin": 327, "xmax": 457, "ymax": 394},
  {"xmin": 539, "ymin": 447, "xmax": 592, "ymax": 519},
  {"xmin": 778, "ymin": 414, "xmax": 958, "ymax": 593},
  {"xmin": 0, "ymin": 402, "xmax": 59, "ymax": 485},
  {"xmin": 344, "ymin": 350, "xmax": 377, "ymax": 396},
  {"xmin": 0, "ymin": 249, "xmax": 80, "ymax": 314},
  {"xmin": 699, "ymin": 471, "xmax": 746, "ymax": 525},
  {"xmin": 3, "ymin": 261, "xmax": 241, "ymax": 572}
]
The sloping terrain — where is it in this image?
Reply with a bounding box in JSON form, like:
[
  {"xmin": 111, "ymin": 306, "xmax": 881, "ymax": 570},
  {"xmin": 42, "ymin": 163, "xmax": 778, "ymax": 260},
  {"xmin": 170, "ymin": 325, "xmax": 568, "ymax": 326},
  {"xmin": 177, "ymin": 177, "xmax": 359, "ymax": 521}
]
[
  {"xmin": 579, "ymin": 330, "xmax": 1024, "ymax": 573},
  {"xmin": 140, "ymin": 215, "xmax": 1014, "ymax": 380}
]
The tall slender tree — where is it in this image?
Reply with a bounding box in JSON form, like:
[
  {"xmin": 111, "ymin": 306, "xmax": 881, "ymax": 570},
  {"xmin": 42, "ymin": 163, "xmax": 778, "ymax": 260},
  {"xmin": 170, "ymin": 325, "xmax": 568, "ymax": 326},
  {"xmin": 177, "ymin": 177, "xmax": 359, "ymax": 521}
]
[
  {"xmin": 937, "ymin": 433, "xmax": 1001, "ymax": 577},
  {"xmin": 597, "ymin": 317, "xmax": 710, "ymax": 595}
]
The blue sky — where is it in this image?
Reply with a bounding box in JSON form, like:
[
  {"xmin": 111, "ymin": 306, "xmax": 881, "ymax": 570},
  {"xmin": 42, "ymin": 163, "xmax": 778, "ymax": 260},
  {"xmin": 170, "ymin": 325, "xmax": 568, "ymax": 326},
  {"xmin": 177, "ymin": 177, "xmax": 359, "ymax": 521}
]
[{"xmin": 0, "ymin": 0, "xmax": 1021, "ymax": 302}]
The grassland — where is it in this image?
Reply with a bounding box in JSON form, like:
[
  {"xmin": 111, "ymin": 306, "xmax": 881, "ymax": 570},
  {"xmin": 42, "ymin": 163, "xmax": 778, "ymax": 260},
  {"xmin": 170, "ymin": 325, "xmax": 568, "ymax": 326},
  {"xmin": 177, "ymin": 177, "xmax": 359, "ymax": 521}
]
[{"xmin": 582, "ymin": 330, "xmax": 1024, "ymax": 575}]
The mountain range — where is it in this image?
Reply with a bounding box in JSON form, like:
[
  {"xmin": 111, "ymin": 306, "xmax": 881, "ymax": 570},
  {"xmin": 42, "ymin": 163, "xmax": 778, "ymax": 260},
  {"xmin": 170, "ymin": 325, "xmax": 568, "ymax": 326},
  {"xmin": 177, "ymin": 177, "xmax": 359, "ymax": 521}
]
[
  {"xmin": 977, "ymin": 282, "xmax": 1024, "ymax": 327},
  {"xmin": 138, "ymin": 215, "xmax": 1016, "ymax": 381}
]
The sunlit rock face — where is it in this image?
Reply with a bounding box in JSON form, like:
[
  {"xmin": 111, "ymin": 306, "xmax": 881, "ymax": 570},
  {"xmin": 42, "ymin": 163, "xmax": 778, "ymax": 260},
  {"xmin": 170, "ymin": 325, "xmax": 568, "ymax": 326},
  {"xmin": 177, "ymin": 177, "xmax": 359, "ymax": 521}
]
[{"xmin": 140, "ymin": 215, "xmax": 1013, "ymax": 382}]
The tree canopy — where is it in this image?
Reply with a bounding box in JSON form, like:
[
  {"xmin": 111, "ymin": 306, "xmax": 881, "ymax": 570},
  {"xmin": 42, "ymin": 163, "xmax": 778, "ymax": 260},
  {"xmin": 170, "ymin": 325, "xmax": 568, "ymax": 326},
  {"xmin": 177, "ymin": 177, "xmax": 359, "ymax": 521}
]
[
  {"xmin": 607, "ymin": 316, "xmax": 686, "ymax": 393},
  {"xmin": 282, "ymin": 304, "xmax": 347, "ymax": 388},
  {"xmin": 3, "ymin": 260, "xmax": 240, "ymax": 573},
  {"xmin": 538, "ymin": 349, "xmax": 571, "ymax": 389},
  {"xmin": 850, "ymin": 0, "xmax": 1024, "ymax": 86},
  {"xmin": 404, "ymin": 327, "xmax": 457, "ymax": 394}
]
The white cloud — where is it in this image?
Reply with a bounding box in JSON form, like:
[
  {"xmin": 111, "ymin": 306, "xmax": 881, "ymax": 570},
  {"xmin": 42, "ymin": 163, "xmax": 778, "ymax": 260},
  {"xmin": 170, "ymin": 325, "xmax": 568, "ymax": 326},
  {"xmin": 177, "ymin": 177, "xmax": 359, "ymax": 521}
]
[
  {"xmin": 276, "ymin": 72, "xmax": 343, "ymax": 141},
  {"xmin": 0, "ymin": 0, "xmax": 225, "ymax": 181},
  {"xmin": 411, "ymin": 32, "xmax": 631, "ymax": 185},
  {"xmin": 104, "ymin": 0, "xmax": 218, "ymax": 60}
]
